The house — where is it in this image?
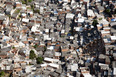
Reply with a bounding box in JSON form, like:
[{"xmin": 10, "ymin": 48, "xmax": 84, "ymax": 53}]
[
  {"xmin": 101, "ymin": 30, "xmax": 111, "ymax": 37},
  {"xmin": 21, "ymin": 13, "xmax": 26, "ymax": 18},
  {"xmin": 113, "ymin": 51, "xmax": 116, "ymax": 61},
  {"xmin": 105, "ymin": 56, "xmax": 110, "ymax": 64},
  {"xmin": 100, "ymin": 19, "xmax": 109, "ymax": 27},
  {"xmin": 0, "ymin": 15, "xmax": 8, "ymax": 25},
  {"xmin": 0, "ymin": 0, "xmax": 115, "ymax": 76},
  {"xmin": 77, "ymin": 18, "xmax": 85, "ymax": 23},
  {"xmin": 36, "ymin": 19, "xmax": 41, "ymax": 24},
  {"xmin": 44, "ymin": 57, "xmax": 53, "ymax": 63},
  {"xmin": 11, "ymin": 13, "xmax": 19, "ymax": 20},
  {"xmin": 97, "ymin": 5, "xmax": 105, "ymax": 13},
  {"xmin": 54, "ymin": 52, "xmax": 61, "ymax": 59},
  {"xmin": 97, "ymin": 24, "xmax": 103, "ymax": 30},
  {"xmin": 0, "ymin": 52, "xmax": 7, "ymax": 59},
  {"xmin": 35, "ymin": 45, "xmax": 44, "ymax": 51},
  {"xmin": 80, "ymin": 67, "xmax": 92, "ymax": 77},
  {"xmin": 13, "ymin": 67, "xmax": 22, "ymax": 75},
  {"xmin": 27, "ymin": 11, "xmax": 33, "ymax": 17},
  {"xmin": 22, "ymin": 18, "xmax": 29, "ymax": 24},
  {"xmin": 74, "ymin": 27, "xmax": 83, "ymax": 32},
  {"xmin": 110, "ymin": 36, "xmax": 116, "ymax": 43},
  {"xmin": 40, "ymin": 6, "xmax": 44, "ymax": 14},
  {"xmin": 49, "ymin": 72, "xmax": 59, "ymax": 77},
  {"xmin": 110, "ymin": 22, "xmax": 116, "ymax": 27},
  {"xmin": 66, "ymin": 13, "xmax": 75, "ymax": 19},
  {"xmin": 61, "ymin": 44, "xmax": 69, "ymax": 52},
  {"xmin": 70, "ymin": 64, "xmax": 78, "ymax": 71},
  {"xmin": 87, "ymin": 9, "xmax": 95, "ymax": 19},
  {"xmin": 103, "ymin": 27, "xmax": 110, "ymax": 31},
  {"xmin": 60, "ymin": 29, "xmax": 65, "ymax": 37},
  {"xmin": 5, "ymin": 5, "xmax": 14, "ymax": 15},
  {"xmin": 48, "ymin": 63, "xmax": 60, "ymax": 69},
  {"xmin": 24, "ymin": 66, "xmax": 32, "ymax": 73},
  {"xmin": 31, "ymin": 24, "xmax": 40, "ymax": 33},
  {"xmin": 15, "ymin": 2, "xmax": 22, "ymax": 9},
  {"xmin": 113, "ymin": 68, "xmax": 116, "ymax": 75},
  {"xmin": 99, "ymin": 63, "xmax": 109, "ymax": 70},
  {"xmin": 21, "ymin": 4, "xmax": 26, "ymax": 11}
]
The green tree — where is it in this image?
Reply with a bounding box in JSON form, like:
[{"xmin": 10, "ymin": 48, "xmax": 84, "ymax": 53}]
[
  {"xmin": 29, "ymin": 50, "xmax": 36, "ymax": 59},
  {"xmin": 36, "ymin": 57, "xmax": 43, "ymax": 64},
  {"xmin": 21, "ymin": 0, "xmax": 33, "ymax": 4},
  {"xmin": 44, "ymin": 46, "xmax": 47, "ymax": 51},
  {"xmin": 33, "ymin": 9, "xmax": 40, "ymax": 14},
  {"xmin": 92, "ymin": 20, "xmax": 98, "ymax": 27},
  {"xmin": 12, "ymin": 46, "xmax": 15, "ymax": 49},
  {"xmin": 99, "ymin": 18, "xmax": 102, "ymax": 20},
  {"xmin": 15, "ymin": 9, "xmax": 20, "ymax": 14},
  {"xmin": 33, "ymin": 44, "xmax": 38, "ymax": 48},
  {"xmin": 21, "ymin": 0, "xmax": 26, "ymax": 4},
  {"xmin": 28, "ymin": 0, "xmax": 33, "ymax": 2},
  {"xmin": 0, "ymin": 71, "xmax": 5, "ymax": 77},
  {"xmin": 31, "ymin": 5, "xmax": 34, "ymax": 10},
  {"xmin": 104, "ymin": 9, "xmax": 110, "ymax": 14}
]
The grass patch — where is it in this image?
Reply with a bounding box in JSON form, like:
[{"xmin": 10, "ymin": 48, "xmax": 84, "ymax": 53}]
[
  {"xmin": 33, "ymin": 44, "xmax": 38, "ymax": 48},
  {"xmin": 27, "ymin": 7, "xmax": 32, "ymax": 10},
  {"xmin": 21, "ymin": 0, "xmax": 26, "ymax": 4},
  {"xmin": 31, "ymin": 5, "xmax": 40, "ymax": 14},
  {"xmin": 28, "ymin": 0, "xmax": 33, "ymax": 2},
  {"xmin": 15, "ymin": 9, "xmax": 20, "ymax": 14},
  {"xmin": 99, "ymin": 18, "xmax": 102, "ymax": 20},
  {"xmin": 33, "ymin": 9, "xmax": 40, "ymax": 13},
  {"xmin": 21, "ymin": 0, "xmax": 33, "ymax": 4},
  {"xmin": 12, "ymin": 46, "xmax": 15, "ymax": 49}
]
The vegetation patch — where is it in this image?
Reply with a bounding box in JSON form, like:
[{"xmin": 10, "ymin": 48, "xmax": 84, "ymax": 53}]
[
  {"xmin": 0, "ymin": 71, "xmax": 5, "ymax": 77},
  {"xmin": 15, "ymin": 9, "xmax": 20, "ymax": 14},
  {"xmin": 29, "ymin": 50, "xmax": 36, "ymax": 59},
  {"xmin": 36, "ymin": 57, "xmax": 44, "ymax": 64},
  {"xmin": 92, "ymin": 19, "xmax": 98, "ymax": 27},
  {"xmin": 99, "ymin": 18, "xmax": 102, "ymax": 20}
]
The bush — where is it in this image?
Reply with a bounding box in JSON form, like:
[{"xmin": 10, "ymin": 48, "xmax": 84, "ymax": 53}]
[
  {"xmin": 33, "ymin": 44, "xmax": 38, "ymax": 48},
  {"xmin": 21, "ymin": 0, "xmax": 33, "ymax": 4},
  {"xmin": 104, "ymin": 9, "xmax": 110, "ymax": 14},
  {"xmin": 99, "ymin": 18, "xmax": 102, "ymax": 20},
  {"xmin": 44, "ymin": 46, "xmax": 47, "ymax": 51},
  {"xmin": 0, "ymin": 71, "xmax": 5, "ymax": 77},
  {"xmin": 15, "ymin": 9, "xmax": 20, "ymax": 14},
  {"xmin": 28, "ymin": 0, "xmax": 33, "ymax": 2},
  {"xmin": 12, "ymin": 46, "xmax": 15, "ymax": 49},
  {"xmin": 21, "ymin": 0, "xmax": 26, "ymax": 4},
  {"xmin": 92, "ymin": 20, "xmax": 98, "ymax": 27},
  {"xmin": 33, "ymin": 9, "xmax": 40, "ymax": 14},
  {"xmin": 31, "ymin": 5, "xmax": 34, "ymax": 10},
  {"xmin": 36, "ymin": 57, "xmax": 43, "ymax": 64},
  {"xmin": 29, "ymin": 50, "xmax": 36, "ymax": 59},
  {"xmin": 26, "ymin": 7, "xmax": 30, "ymax": 9},
  {"xmin": 7, "ymin": 15, "xmax": 11, "ymax": 18}
]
